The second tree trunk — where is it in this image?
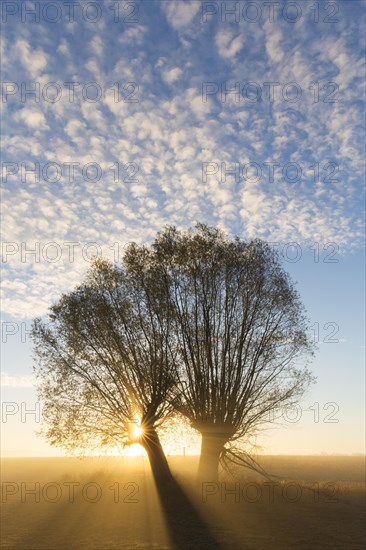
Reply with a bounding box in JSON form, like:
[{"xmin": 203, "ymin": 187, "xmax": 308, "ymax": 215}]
[{"xmin": 197, "ymin": 433, "xmax": 227, "ymax": 483}]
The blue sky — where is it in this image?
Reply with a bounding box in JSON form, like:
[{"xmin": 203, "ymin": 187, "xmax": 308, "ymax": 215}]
[{"xmin": 1, "ymin": 0, "xmax": 365, "ymax": 455}]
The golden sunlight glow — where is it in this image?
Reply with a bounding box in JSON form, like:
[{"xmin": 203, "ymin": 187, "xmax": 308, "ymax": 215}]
[
  {"xmin": 126, "ymin": 416, "xmax": 145, "ymax": 456},
  {"xmin": 113, "ymin": 415, "xmax": 201, "ymax": 457},
  {"xmin": 124, "ymin": 443, "xmax": 146, "ymax": 457},
  {"xmin": 131, "ymin": 423, "xmax": 144, "ymax": 439}
]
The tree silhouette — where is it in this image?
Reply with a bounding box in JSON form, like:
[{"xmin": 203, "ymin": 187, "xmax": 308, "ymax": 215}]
[
  {"xmin": 33, "ymin": 224, "xmax": 315, "ymax": 484},
  {"xmin": 32, "ymin": 258, "xmax": 178, "ymax": 483},
  {"xmin": 127, "ymin": 225, "xmax": 315, "ymax": 481}
]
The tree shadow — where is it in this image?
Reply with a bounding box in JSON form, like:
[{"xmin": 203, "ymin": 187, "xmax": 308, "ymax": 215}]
[{"xmin": 154, "ymin": 476, "xmax": 222, "ymax": 549}]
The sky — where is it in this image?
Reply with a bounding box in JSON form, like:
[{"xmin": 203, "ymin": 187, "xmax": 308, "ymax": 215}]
[{"xmin": 1, "ymin": 0, "xmax": 365, "ymax": 456}]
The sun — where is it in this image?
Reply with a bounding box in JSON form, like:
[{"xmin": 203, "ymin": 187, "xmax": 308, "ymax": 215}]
[
  {"xmin": 126, "ymin": 421, "xmax": 145, "ymax": 457},
  {"xmin": 131, "ymin": 423, "xmax": 144, "ymax": 439}
]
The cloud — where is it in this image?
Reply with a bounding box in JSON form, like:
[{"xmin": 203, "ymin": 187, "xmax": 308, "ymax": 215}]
[
  {"xmin": 118, "ymin": 25, "xmax": 147, "ymax": 45},
  {"xmin": 1, "ymin": 3, "xmax": 364, "ymax": 319},
  {"xmin": 215, "ymin": 29, "xmax": 245, "ymax": 59},
  {"xmin": 264, "ymin": 23, "xmax": 284, "ymax": 64},
  {"xmin": 14, "ymin": 39, "xmax": 47, "ymax": 78},
  {"xmin": 1, "ymin": 373, "xmax": 37, "ymax": 388},
  {"xmin": 185, "ymin": 88, "xmax": 213, "ymax": 118},
  {"xmin": 90, "ymin": 35, "xmax": 103, "ymax": 57},
  {"xmin": 163, "ymin": 1, "xmax": 200, "ymax": 30},
  {"xmin": 64, "ymin": 118, "xmax": 87, "ymax": 140},
  {"xmin": 13, "ymin": 108, "xmax": 48, "ymax": 130},
  {"xmin": 57, "ymin": 39, "xmax": 70, "ymax": 56},
  {"xmin": 162, "ymin": 67, "xmax": 183, "ymax": 84}
]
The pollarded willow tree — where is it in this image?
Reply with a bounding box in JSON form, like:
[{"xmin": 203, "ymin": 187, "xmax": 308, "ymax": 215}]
[
  {"xmin": 32, "ymin": 257, "xmax": 179, "ymax": 483},
  {"xmin": 33, "ymin": 224, "xmax": 315, "ymax": 484},
  {"xmin": 125, "ymin": 225, "xmax": 315, "ymax": 481}
]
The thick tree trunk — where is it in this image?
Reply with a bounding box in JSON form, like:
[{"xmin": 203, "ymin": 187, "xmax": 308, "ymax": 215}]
[
  {"xmin": 197, "ymin": 433, "xmax": 227, "ymax": 483},
  {"xmin": 140, "ymin": 428, "xmax": 173, "ymax": 485}
]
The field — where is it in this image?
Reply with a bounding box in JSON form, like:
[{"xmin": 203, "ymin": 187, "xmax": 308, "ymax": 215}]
[{"xmin": 1, "ymin": 456, "xmax": 365, "ymax": 549}]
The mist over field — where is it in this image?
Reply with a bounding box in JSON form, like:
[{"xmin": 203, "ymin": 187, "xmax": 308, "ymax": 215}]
[{"xmin": 1, "ymin": 456, "xmax": 365, "ymax": 549}]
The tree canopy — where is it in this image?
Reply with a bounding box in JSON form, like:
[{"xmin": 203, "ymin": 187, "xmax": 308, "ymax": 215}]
[
  {"xmin": 33, "ymin": 224, "xmax": 315, "ymax": 482},
  {"xmin": 124, "ymin": 224, "xmax": 315, "ymax": 479},
  {"xmin": 32, "ymin": 256, "xmax": 178, "ymax": 481}
]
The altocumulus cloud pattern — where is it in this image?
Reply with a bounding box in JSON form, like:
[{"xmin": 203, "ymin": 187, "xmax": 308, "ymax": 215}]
[{"xmin": 1, "ymin": 0, "xmax": 365, "ymax": 318}]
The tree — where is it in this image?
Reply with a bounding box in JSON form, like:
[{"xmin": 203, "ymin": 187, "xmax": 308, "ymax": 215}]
[
  {"xmin": 33, "ymin": 224, "xmax": 315, "ymax": 485},
  {"xmin": 126, "ymin": 225, "xmax": 315, "ymax": 481},
  {"xmin": 32, "ymin": 258, "xmax": 178, "ymax": 483}
]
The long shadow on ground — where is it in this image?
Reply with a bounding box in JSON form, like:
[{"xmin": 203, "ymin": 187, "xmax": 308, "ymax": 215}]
[{"xmin": 155, "ymin": 477, "xmax": 222, "ymax": 549}]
